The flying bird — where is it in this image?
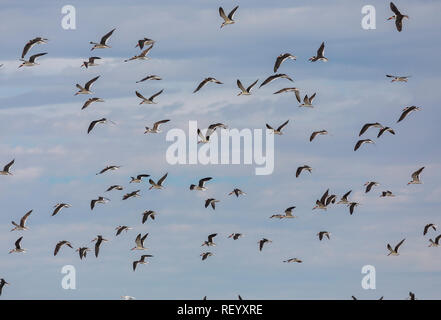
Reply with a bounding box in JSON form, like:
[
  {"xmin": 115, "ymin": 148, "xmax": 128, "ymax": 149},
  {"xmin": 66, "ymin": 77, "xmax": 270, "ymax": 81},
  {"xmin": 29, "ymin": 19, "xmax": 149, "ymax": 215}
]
[
  {"xmin": 144, "ymin": 119, "xmax": 170, "ymax": 134},
  {"xmin": 397, "ymin": 106, "xmax": 420, "ymax": 123},
  {"xmin": 296, "ymin": 165, "xmax": 312, "ymax": 178},
  {"xmin": 87, "ymin": 118, "xmax": 115, "ymax": 134},
  {"xmin": 273, "ymin": 87, "xmax": 299, "ymax": 95},
  {"xmin": 317, "ymin": 231, "xmax": 331, "ymax": 241},
  {"xmin": 123, "ymin": 190, "xmax": 141, "ymax": 200},
  {"xmin": 52, "ymin": 203, "xmax": 71, "ymax": 216},
  {"xmin": 11, "ymin": 210, "xmax": 32, "ymax": 231},
  {"xmin": 423, "ymin": 224, "xmax": 437, "ymax": 236},
  {"xmin": 193, "ymin": 77, "xmax": 223, "ymax": 93},
  {"xmin": 274, "ymin": 53, "xmax": 296, "ymax": 73},
  {"xmin": 96, "ymin": 165, "xmax": 120, "ymax": 175},
  {"xmin": 219, "ymin": 6, "xmax": 239, "ymax": 28},
  {"xmin": 359, "ymin": 122, "xmax": 383, "ymax": 136},
  {"xmin": 148, "ymin": 173, "xmax": 168, "ymax": 190},
  {"xmin": 190, "ymin": 177, "xmax": 212, "ymax": 191},
  {"xmin": 408, "ymin": 167, "xmax": 424, "ymax": 185},
  {"xmin": 90, "ymin": 28, "xmax": 116, "ymax": 50},
  {"xmin": 309, "ymin": 42, "xmax": 328, "ymax": 62},
  {"xmin": 106, "ymin": 185, "xmax": 123, "ymax": 192},
  {"xmin": 266, "ymin": 120, "xmax": 289, "ymax": 135},
  {"xmin": 388, "ymin": 2, "xmax": 409, "ymax": 32},
  {"xmin": 0, "ymin": 159, "xmax": 14, "ymax": 175},
  {"xmin": 0, "ymin": 279, "xmax": 9, "ymax": 296},
  {"xmin": 348, "ymin": 202, "xmax": 360, "ymax": 215},
  {"xmin": 364, "ymin": 181, "xmax": 379, "ymax": 193},
  {"xmin": 136, "ymin": 38, "xmax": 155, "ymax": 49},
  {"xmin": 115, "ymin": 226, "xmax": 132, "ymax": 236},
  {"xmin": 228, "ymin": 188, "xmax": 246, "ymax": 197},
  {"xmin": 259, "ymin": 74, "xmax": 293, "ymax": 88},
  {"xmin": 133, "ymin": 254, "xmax": 153, "ymax": 271},
  {"xmin": 90, "ymin": 196, "xmax": 110, "ymax": 210},
  {"xmin": 200, "ymin": 252, "xmax": 213, "ymax": 261},
  {"xmin": 258, "ymin": 238, "xmax": 272, "ymax": 251},
  {"xmin": 313, "ymin": 189, "xmax": 331, "ymax": 210},
  {"xmin": 205, "ymin": 198, "xmax": 219, "ymax": 210},
  {"xmin": 54, "ymin": 241, "xmax": 73, "ymax": 256},
  {"xmin": 377, "ymin": 127, "xmax": 395, "ymax": 138},
  {"xmin": 380, "ymin": 191, "xmax": 395, "ymax": 197},
  {"xmin": 18, "ymin": 52, "xmax": 47, "ymax": 68},
  {"xmin": 283, "ymin": 258, "xmax": 302, "ymax": 263},
  {"xmin": 81, "ymin": 57, "xmax": 101, "ymax": 68},
  {"xmin": 236, "ymin": 79, "xmax": 258, "ymax": 96},
  {"xmin": 428, "ymin": 235, "xmax": 441, "ymax": 247},
  {"xmin": 310, "ymin": 130, "xmax": 328, "ymax": 141},
  {"xmin": 136, "ymin": 89, "xmax": 163, "ymax": 104},
  {"xmin": 387, "ymin": 238, "xmax": 405, "ymax": 256},
  {"xmin": 9, "ymin": 236, "xmax": 26, "ymax": 254},
  {"xmin": 354, "ymin": 139, "xmax": 375, "ymax": 151},
  {"xmin": 91, "ymin": 235, "xmax": 108, "ymax": 257},
  {"xmin": 202, "ymin": 234, "xmax": 217, "ymax": 247},
  {"xmin": 21, "ymin": 37, "xmax": 48, "ymax": 58},
  {"xmin": 131, "ymin": 233, "xmax": 149, "ymax": 250},
  {"xmin": 136, "ymin": 74, "xmax": 162, "ymax": 83},
  {"xmin": 76, "ymin": 247, "xmax": 91, "ymax": 260},
  {"xmin": 337, "ymin": 190, "xmax": 352, "ymax": 204},
  {"xmin": 386, "ymin": 75, "xmax": 410, "ymax": 82},
  {"xmin": 124, "ymin": 44, "xmax": 154, "ymax": 62},
  {"xmin": 296, "ymin": 92, "xmax": 316, "ymax": 108},
  {"xmin": 82, "ymin": 97, "xmax": 104, "ymax": 110},
  {"xmin": 75, "ymin": 76, "xmax": 100, "ymax": 95},
  {"xmin": 228, "ymin": 233, "xmax": 243, "ymax": 240},
  {"xmin": 142, "ymin": 210, "xmax": 157, "ymax": 224},
  {"xmin": 130, "ymin": 174, "xmax": 150, "ymax": 183}
]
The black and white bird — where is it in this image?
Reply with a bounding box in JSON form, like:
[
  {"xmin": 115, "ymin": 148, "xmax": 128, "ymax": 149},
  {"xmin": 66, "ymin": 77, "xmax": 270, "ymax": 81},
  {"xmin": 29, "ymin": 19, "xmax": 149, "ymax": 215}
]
[
  {"xmin": 124, "ymin": 44, "xmax": 154, "ymax": 62},
  {"xmin": 337, "ymin": 190, "xmax": 352, "ymax": 204},
  {"xmin": 273, "ymin": 87, "xmax": 299, "ymax": 95},
  {"xmin": 0, "ymin": 279, "xmax": 9, "ymax": 296},
  {"xmin": 408, "ymin": 292, "xmax": 416, "ymax": 300},
  {"xmin": 75, "ymin": 76, "xmax": 100, "ymax": 95},
  {"xmin": 96, "ymin": 165, "xmax": 120, "ymax": 175},
  {"xmin": 354, "ymin": 139, "xmax": 375, "ymax": 151},
  {"xmin": 313, "ymin": 189, "xmax": 331, "ymax": 210},
  {"xmin": 123, "ymin": 190, "xmax": 141, "ymax": 200},
  {"xmin": 193, "ymin": 77, "xmax": 223, "ymax": 93},
  {"xmin": 9, "ymin": 237, "xmax": 26, "ymax": 254},
  {"xmin": 133, "ymin": 255, "xmax": 153, "ymax": 271},
  {"xmin": 90, "ymin": 28, "xmax": 116, "ymax": 50},
  {"xmin": 190, "ymin": 177, "xmax": 212, "ymax": 191},
  {"xmin": 266, "ymin": 120, "xmax": 289, "ymax": 135},
  {"xmin": 397, "ymin": 106, "xmax": 420, "ymax": 123},
  {"xmin": 136, "ymin": 89, "xmax": 163, "ymax": 104},
  {"xmin": 309, "ymin": 42, "xmax": 328, "ymax": 62},
  {"xmin": 91, "ymin": 235, "xmax": 108, "ymax": 258},
  {"xmin": 201, "ymin": 252, "xmax": 213, "ymax": 261},
  {"xmin": 359, "ymin": 122, "xmax": 383, "ymax": 136},
  {"xmin": 428, "ymin": 235, "xmax": 441, "ymax": 247},
  {"xmin": 131, "ymin": 233, "xmax": 149, "ymax": 250},
  {"xmin": 76, "ymin": 247, "xmax": 91, "ymax": 260},
  {"xmin": 310, "ymin": 130, "xmax": 327, "ymax": 141},
  {"xmin": 136, "ymin": 74, "xmax": 162, "ymax": 83},
  {"xmin": 386, "ymin": 75, "xmax": 410, "ymax": 82},
  {"xmin": 364, "ymin": 181, "xmax": 379, "ymax": 193},
  {"xmin": 136, "ymin": 38, "xmax": 155, "ymax": 49},
  {"xmin": 90, "ymin": 196, "xmax": 110, "ymax": 210},
  {"xmin": 387, "ymin": 239, "xmax": 405, "ymax": 256},
  {"xmin": 236, "ymin": 79, "xmax": 258, "ymax": 96},
  {"xmin": 408, "ymin": 167, "xmax": 424, "ymax": 185},
  {"xmin": 348, "ymin": 202, "xmax": 360, "ymax": 215},
  {"xmin": 130, "ymin": 174, "xmax": 150, "ymax": 183},
  {"xmin": 283, "ymin": 258, "xmax": 302, "ymax": 263},
  {"xmin": 52, "ymin": 203, "xmax": 71, "ymax": 216},
  {"xmin": 423, "ymin": 224, "xmax": 437, "ymax": 236},
  {"xmin": 377, "ymin": 127, "xmax": 395, "ymax": 138},
  {"xmin": 258, "ymin": 238, "xmax": 272, "ymax": 251},
  {"xmin": 81, "ymin": 97, "xmax": 104, "ymax": 110},
  {"xmin": 54, "ymin": 241, "xmax": 73, "ymax": 256},
  {"xmin": 115, "ymin": 226, "xmax": 132, "ymax": 236},
  {"xmin": 317, "ymin": 231, "xmax": 331, "ymax": 241},
  {"xmin": 106, "ymin": 185, "xmax": 123, "ymax": 192},
  {"xmin": 205, "ymin": 198, "xmax": 220, "ymax": 210},
  {"xmin": 149, "ymin": 173, "xmax": 168, "ymax": 190},
  {"xmin": 228, "ymin": 233, "xmax": 243, "ymax": 240},
  {"xmin": 274, "ymin": 53, "xmax": 296, "ymax": 73},
  {"xmin": 18, "ymin": 52, "xmax": 47, "ymax": 68},
  {"xmin": 142, "ymin": 210, "xmax": 157, "ymax": 224},
  {"xmin": 0, "ymin": 159, "xmax": 14, "ymax": 175},
  {"xmin": 296, "ymin": 165, "xmax": 312, "ymax": 178},
  {"xmin": 87, "ymin": 118, "xmax": 115, "ymax": 134},
  {"xmin": 283, "ymin": 206, "xmax": 297, "ymax": 218},
  {"xmin": 380, "ymin": 191, "xmax": 395, "ymax": 197},
  {"xmin": 228, "ymin": 188, "xmax": 246, "ymax": 197},
  {"xmin": 296, "ymin": 92, "xmax": 316, "ymax": 108},
  {"xmin": 259, "ymin": 74, "xmax": 293, "ymax": 88},
  {"xmin": 388, "ymin": 2, "xmax": 409, "ymax": 32},
  {"xmin": 219, "ymin": 6, "xmax": 239, "ymax": 28},
  {"xmin": 11, "ymin": 210, "xmax": 32, "ymax": 231},
  {"xmin": 144, "ymin": 119, "xmax": 170, "ymax": 134},
  {"xmin": 21, "ymin": 37, "xmax": 48, "ymax": 58},
  {"xmin": 202, "ymin": 234, "xmax": 217, "ymax": 247},
  {"xmin": 81, "ymin": 57, "xmax": 101, "ymax": 68}
]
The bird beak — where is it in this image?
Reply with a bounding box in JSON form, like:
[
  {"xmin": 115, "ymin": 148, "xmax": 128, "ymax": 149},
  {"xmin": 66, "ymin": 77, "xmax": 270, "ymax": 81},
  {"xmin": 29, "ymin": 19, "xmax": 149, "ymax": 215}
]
[{"xmin": 387, "ymin": 16, "xmax": 394, "ymax": 20}]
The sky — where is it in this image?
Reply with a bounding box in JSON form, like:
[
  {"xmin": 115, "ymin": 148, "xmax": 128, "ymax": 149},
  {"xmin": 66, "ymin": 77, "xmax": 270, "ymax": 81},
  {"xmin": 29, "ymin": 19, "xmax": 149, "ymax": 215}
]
[{"xmin": 0, "ymin": 0, "xmax": 441, "ymax": 300}]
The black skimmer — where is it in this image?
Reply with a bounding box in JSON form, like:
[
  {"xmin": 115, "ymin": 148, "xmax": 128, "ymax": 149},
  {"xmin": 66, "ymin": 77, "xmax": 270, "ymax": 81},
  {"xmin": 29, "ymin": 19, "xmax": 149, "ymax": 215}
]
[
  {"xmin": 76, "ymin": 247, "xmax": 91, "ymax": 260},
  {"xmin": 145, "ymin": 119, "xmax": 170, "ymax": 134},
  {"xmin": 136, "ymin": 74, "xmax": 162, "ymax": 83},
  {"xmin": 317, "ymin": 231, "xmax": 331, "ymax": 241},
  {"xmin": 96, "ymin": 165, "xmax": 120, "ymax": 175},
  {"xmin": 219, "ymin": 6, "xmax": 239, "ymax": 28},
  {"xmin": 9, "ymin": 236, "xmax": 26, "ymax": 254},
  {"xmin": 266, "ymin": 120, "xmax": 289, "ymax": 135},
  {"xmin": 388, "ymin": 2, "xmax": 409, "ymax": 32},
  {"xmin": 354, "ymin": 139, "xmax": 375, "ymax": 151},
  {"xmin": 228, "ymin": 188, "xmax": 246, "ymax": 197},
  {"xmin": 131, "ymin": 233, "xmax": 149, "ymax": 250},
  {"xmin": 136, "ymin": 89, "xmax": 163, "ymax": 104},
  {"xmin": 283, "ymin": 258, "xmax": 302, "ymax": 263},
  {"xmin": 123, "ymin": 190, "xmax": 141, "ymax": 200},
  {"xmin": 54, "ymin": 241, "xmax": 73, "ymax": 256},
  {"xmin": 148, "ymin": 173, "xmax": 168, "ymax": 190},
  {"xmin": 90, "ymin": 196, "xmax": 110, "ymax": 210},
  {"xmin": 310, "ymin": 130, "xmax": 328, "ymax": 141},
  {"xmin": 75, "ymin": 76, "xmax": 100, "ymax": 95},
  {"xmin": 0, "ymin": 159, "xmax": 14, "ymax": 175},
  {"xmin": 364, "ymin": 181, "xmax": 379, "ymax": 193},
  {"xmin": 408, "ymin": 167, "xmax": 424, "ymax": 185},
  {"xmin": 337, "ymin": 190, "xmax": 352, "ymax": 204},
  {"xmin": 296, "ymin": 165, "xmax": 312, "ymax": 178},
  {"xmin": 21, "ymin": 37, "xmax": 48, "ymax": 58},
  {"xmin": 309, "ymin": 42, "xmax": 328, "ymax": 62},
  {"xmin": 11, "ymin": 210, "xmax": 32, "ymax": 231},
  {"xmin": 423, "ymin": 224, "xmax": 437, "ymax": 236},
  {"xmin": 313, "ymin": 189, "xmax": 331, "ymax": 210},
  {"xmin": 274, "ymin": 53, "xmax": 296, "ymax": 73},
  {"xmin": 228, "ymin": 233, "xmax": 243, "ymax": 240},
  {"xmin": 258, "ymin": 238, "xmax": 272, "ymax": 251},
  {"xmin": 273, "ymin": 87, "xmax": 299, "ymax": 95},
  {"xmin": 359, "ymin": 122, "xmax": 383, "ymax": 136},
  {"xmin": 133, "ymin": 254, "xmax": 153, "ymax": 271},
  {"xmin": 259, "ymin": 74, "xmax": 293, "ymax": 88},
  {"xmin": 81, "ymin": 97, "xmax": 104, "ymax": 110},
  {"xmin": 51, "ymin": 203, "xmax": 71, "ymax": 216},
  {"xmin": 87, "ymin": 118, "xmax": 115, "ymax": 134},
  {"xmin": 205, "ymin": 198, "xmax": 219, "ymax": 210},
  {"xmin": 124, "ymin": 44, "xmax": 154, "ymax": 62},
  {"xmin": 0, "ymin": 279, "xmax": 9, "ymax": 296},
  {"xmin": 106, "ymin": 185, "xmax": 123, "ymax": 192},
  {"xmin": 202, "ymin": 234, "xmax": 217, "ymax": 247},
  {"xmin": 193, "ymin": 77, "xmax": 223, "ymax": 93},
  {"xmin": 90, "ymin": 28, "xmax": 116, "ymax": 50},
  {"xmin": 130, "ymin": 174, "xmax": 150, "ymax": 183},
  {"xmin": 428, "ymin": 235, "xmax": 441, "ymax": 247},
  {"xmin": 377, "ymin": 127, "xmax": 395, "ymax": 138},
  {"xmin": 190, "ymin": 177, "xmax": 212, "ymax": 191},
  {"xmin": 200, "ymin": 252, "xmax": 213, "ymax": 261},
  {"xmin": 380, "ymin": 191, "xmax": 395, "ymax": 197},
  {"xmin": 397, "ymin": 106, "xmax": 420, "ymax": 123},
  {"xmin": 136, "ymin": 38, "xmax": 155, "ymax": 49},
  {"xmin": 115, "ymin": 226, "xmax": 132, "ymax": 236},
  {"xmin": 296, "ymin": 92, "xmax": 316, "ymax": 108},
  {"xmin": 142, "ymin": 210, "xmax": 157, "ymax": 223},
  {"xmin": 387, "ymin": 239, "xmax": 405, "ymax": 256},
  {"xmin": 81, "ymin": 57, "xmax": 101, "ymax": 68},
  {"xmin": 237, "ymin": 79, "xmax": 258, "ymax": 96},
  {"xmin": 348, "ymin": 202, "xmax": 360, "ymax": 215},
  {"xmin": 91, "ymin": 235, "xmax": 108, "ymax": 257},
  {"xmin": 18, "ymin": 52, "xmax": 47, "ymax": 68},
  {"xmin": 386, "ymin": 75, "xmax": 410, "ymax": 82}
]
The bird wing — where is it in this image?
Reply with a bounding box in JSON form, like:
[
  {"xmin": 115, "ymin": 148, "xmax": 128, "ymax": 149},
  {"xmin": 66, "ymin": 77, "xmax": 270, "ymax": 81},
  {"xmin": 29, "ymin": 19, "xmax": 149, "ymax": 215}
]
[
  {"xmin": 87, "ymin": 120, "xmax": 99, "ymax": 134},
  {"xmin": 54, "ymin": 242, "xmax": 62, "ymax": 256},
  {"xmin": 208, "ymin": 233, "xmax": 217, "ymax": 242},
  {"xmin": 277, "ymin": 120, "xmax": 289, "ymax": 131},
  {"xmin": 259, "ymin": 75, "xmax": 277, "ymax": 87},
  {"xmin": 199, "ymin": 177, "xmax": 212, "ymax": 187},
  {"xmin": 259, "ymin": 240, "xmax": 264, "ymax": 251},
  {"xmin": 136, "ymin": 91, "xmax": 146, "ymax": 100},
  {"xmin": 411, "ymin": 167, "xmax": 424, "ymax": 180},
  {"xmin": 21, "ymin": 38, "xmax": 37, "ymax": 58},
  {"xmin": 397, "ymin": 109, "xmax": 411, "ymax": 123},
  {"xmin": 309, "ymin": 93, "xmax": 316, "ymax": 102},
  {"xmin": 342, "ymin": 190, "xmax": 352, "ymax": 200},
  {"xmin": 3, "ymin": 159, "xmax": 14, "ymax": 172},
  {"xmin": 29, "ymin": 52, "xmax": 47, "ymax": 63},
  {"xmin": 274, "ymin": 55, "xmax": 284, "ymax": 73},
  {"xmin": 135, "ymin": 234, "xmax": 142, "ymax": 246},
  {"xmin": 100, "ymin": 28, "xmax": 116, "ymax": 44},
  {"xmin": 359, "ymin": 123, "xmax": 372, "ymax": 136},
  {"xmin": 390, "ymin": 2, "xmax": 401, "ymax": 16},
  {"xmin": 157, "ymin": 172, "xmax": 168, "ymax": 185},
  {"xmin": 228, "ymin": 5, "xmax": 239, "ymax": 19},
  {"xmin": 247, "ymin": 79, "xmax": 259, "ymax": 92},
  {"xmin": 140, "ymin": 44, "xmax": 154, "ymax": 57},
  {"xmin": 295, "ymin": 90, "xmax": 301, "ymax": 103},
  {"xmin": 310, "ymin": 132, "xmax": 318, "ymax": 142},
  {"xmin": 395, "ymin": 17, "xmax": 403, "ymax": 32},
  {"xmin": 395, "ymin": 238, "xmax": 405, "ymax": 251},
  {"xmin": 15, "ymin": 237, "xmax": 23, "ymax": 249},
  {"xmin": 193, "ymin": 79, "xmax": 209, "ymax": 93},
  {"xmin": 20, "ymin": 210, "xmax": 32, "ymax": 226},
  {"xmin": 265, "ymin": 124, "xmax": 273, "ymax": 130},
  {"xmin": 219, "ymin": 7, "xmax": 228, "ymax": 20},
  {"xmin": 153, "ymin": 119, "xmax": 170, "ymax": 130},
  {"xmin": 296, "ymin": 167, "xmax": 303, "ymax": 178},
  {"xmin": 435, "ymin": 234, "xmax": 441, "ymax": 245},
  {"xmin": 317, "ymin": 42, "xmax": 325, "ymax": 56},
  {"xmin": 137, "ymin": 174, "xmax": 150, "ymax": 179},
  {"xmin": 354, "ymin": 140, "xmax": 363, "ymax": 151},
  {"xmin": 85, "ymin": 76, "xmax": 100, "ymax": 90},
  {"xmin": 237, "ymin": 79, "xmax": 246, "ymax": 92},
  {"xmin": 320, "ymin": 189, "xmax": 329, "ymax": 204}
]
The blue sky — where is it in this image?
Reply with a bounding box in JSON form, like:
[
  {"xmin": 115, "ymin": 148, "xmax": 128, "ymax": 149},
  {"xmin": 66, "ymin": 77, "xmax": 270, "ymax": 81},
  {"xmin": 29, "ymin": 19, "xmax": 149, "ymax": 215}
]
[{"xmin": 1, "ymin": 0, "xmax": 441, "ymax": 299}]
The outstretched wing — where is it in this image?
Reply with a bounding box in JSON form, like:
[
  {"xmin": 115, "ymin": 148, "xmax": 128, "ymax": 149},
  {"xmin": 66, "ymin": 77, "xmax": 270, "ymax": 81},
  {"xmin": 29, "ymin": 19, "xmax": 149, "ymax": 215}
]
[
  {"xmin": 228, "ymin": 6, "xmax": 239, "ymax": 20},
  {"xmin": 101, "ymin": 28, "xmax": 116, "ymax": 44},
  {"xmin": 85, "ymin": 76, "xmax": 100, "ymax": 90}
]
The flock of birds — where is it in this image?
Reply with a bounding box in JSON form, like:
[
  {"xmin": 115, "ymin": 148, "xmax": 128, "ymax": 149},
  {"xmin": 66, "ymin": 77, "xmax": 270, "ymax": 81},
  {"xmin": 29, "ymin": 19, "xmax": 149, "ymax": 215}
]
[{"xmin": 0, "ymin": 2, "xmax": 437, "ymax": 300}]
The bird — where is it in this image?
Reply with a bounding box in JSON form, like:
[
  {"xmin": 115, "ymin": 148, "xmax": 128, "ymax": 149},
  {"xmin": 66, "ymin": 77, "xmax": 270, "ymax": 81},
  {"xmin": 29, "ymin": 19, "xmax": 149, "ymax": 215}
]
[
  {"xmin": 21, "ymin": 37, "xmax": 48, "ymax": 58},
  {"xmin": 142, "ymin": 210, "xmax": 157, "ymax": 224},
  {"xmin": 380, "ymin": 191, "xmax": 395, "ymax": 197},
  {"xmin": 317, "ymin": 231, "xmax": 331, "ymax": 241},
  {"xmin": 408, "ymin": 167, "xmax": 424, "ymax": 185},
  {"xmin": 200, "ymin": 252, "xmax": 213, "ymax": 261},
  {"xmin": 193, "ymin": 77, "xmax": 223, "ymax": 93},
  {"xmin": 90, "ymin": 196, "xmax": 110, "ymax": 210},
  {"xmin": 270, "ymin": 214, "xmax": 285, "ymax": 219},
  {"xmin": 326, "ymin": 194, "xmax": 337, "ymax": 206},
  {"xmin": 144, "ymin": 119, "xmax": 170, "ymax": 134},
  {"xmin": 81, "ymin": 57, "xmax": 101, "ymax": 68},
  {"xmin": 9, "ymin": 237, "xmax": 26, "ymax": 254},
  {"xmin": 90, "ymin": 28, "xmax": 116, "ymax": 50},
  {"xmin": 397, "ymin": 106, "xmax": 420, "ymax": 123},
  {"xmin": 337, "ymin": 190, "xmax": 352, "ymax": 204},
  {"xmin": 54, "ymin": 241, "xmax": 73, "ymax": 256},
  {"xmin": 258, "ymin": 238, "xmax": 272, "ymax": 251},
  {"xmin": 388, "ymin": 2, "xmax": 409, "ymax": 32},
  {"xmin": 136, "ymin": 89, "xmax": 163, "ymax": 104},
  {"xmin": 91, "ymin": 235, "xmax": 108, "ymax": 258},
  {"xmin": 219, "ymin": 6, "xmax": 239, "ymax": 28},
  {"xmin": 190, "ymin": 177, "xmax": 212, "ymax": 191},
  {"xmin": 266, "ymin": 120, "xmax": 289, "ymax": 135},
  {"xmin": 310, "ymin": 130, "xmax": 328, "ymax": 142},
  {"xmin": 136, "ymin": 74, "xmax": 162, "ymax": 83},
  {"xmin": 75, "ymin": 76, "xmax": 100, "ymax": 95},
  {"xmin": 283, "ymin": 206, "xmax": 297, "ymax": 218},
  {"xmin": 148, "ymin": 173, "xmax": 168, "ymax": 190},
  {"xmin": 348, "ymin": 202, "xmax": 360, "ymax": 215},
  {"xmin": 386, "ymin": 75, "xmax": 410, "ymax": 82},
  {"xmin": 76, "ymin": 247, "xmax": 91, "ymax": 260},
  {"xmin": 124, "ymin": 44, "xmax": 154, "ymax": 62},
  {"xmin": 364, "ymin": 181, "xmax": 379, "ymax": 193},
  {"xmin": 121, "ymin": 295, "xmax": 136, "ymax": 300},
  {"xmin": 0, "ymin": 279, "xmax": 9, "ymax": 296},
  {"xmin": 197, "ymin": 124, "xmax": 227, "ymax": 143},
  {"xmin": 87, "ymin": 118, "xmax": 115, "ymax": 134},
  {"xmin": 11, "ymin": 210, "xmax": 32, "ymax": 231},
  {"xmin": 115, "ymin": 226, "xmax": 132, "ymax": 236},
  {"xmin": 133, "ymin": 254, "xmax": 153, "ymax": 271},
  {"xmin": 106, "ymin": 185, "xmax": 123, "ymax": 192},
  {"xmin": 238, "ymin": 295, "xmax": 243, "ymax": 300},
  {"xmin": 228, "ymin": 233, "xmax": 243, "ymax": 240},
  {"xmin": 309, "ymin": 42, "xmax": 328, "ymax": 62},
  {"xmin": 354, "ymin": 139, "xmax": 375, "ymax": 151},
  {"xmin": 259, "ymin": 74, "xmax": 293, "ymax": 88},
  {"xmin": 228, "ymin": 188, "xmax": 246, "ymax": 197},
  {"xmin": 428, "ymin": 235, "xmax": 441, "ymax": 247},
  {"xmin": 359, "ymin": 122, "xmax": 383, "ymax": 136},
  {"xmin": 123, "ymin": 190, "xmax": 141, "ymax": 200},
  {"xmin": 283, "ymin": 258, "xmax": 302, "ymax": 263},
  {"xmin": 0, "ymin": 159, "xmax": 14, "ymax": 175},
  {"xmin": 202, "ymin": 234, "xmax": 217, "ymax": 247},
  {"xmin": 296, "ymin": 92, "xmax": 316, "ymax": 108},
  {"xmin": 131, "ymin": 233, "xmax": 149, "ymax": 250},
  {"xmin": 387, "ymin": 239, "xmax": 405, "ymax": 256},
  {"xmin": 274, "ymin": 53, "xmax": 296, "ymax": 73},
  {"xmin": 136, "ymin": 38, "xmax": 155, "ymax": 49},
  {"xmin": 52, "ymin": 203, "xmax": 71, "ymax": 216},
  {"xmin": 81, "ymin": 97, "xmax": 104, "ymax": 110},
  {"xmin": 130, "ymin": 174, "xmax": 150, "ymax": 183},
  {"xmin": 236, "ymin": 79, "xmax": 258, "ymax": 96},
  {"xmin": 313, "ymin": 189, "xmax": 330, "ymax": 210},
  {"xmin": 296, "ymin": 165, "xmax": 312, "ymax": 178},
  {"xmin": 96, "ymin": 165, "xmax": 120, "ymax": 175},
  {"xmin": 423, "ymin": 224, "xmax": 437, "ymax": 236},
  {"xmin": 205, "ymin": 198, "xmax": 219, "ymax": 210},
  {"xmin": 18, "ymin": 52, "xmax": 47, "ymax": 68},
  {"xmin": 273, "ymin": 87, "xmax": 299, "ymax": 95},
  {"xmin": 377, "ymin": 127, "xmax": 395, "ymax": 138},
  {"xmin": 408, "ymin": 292, "xmax": 416, "ymax": 300}
]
